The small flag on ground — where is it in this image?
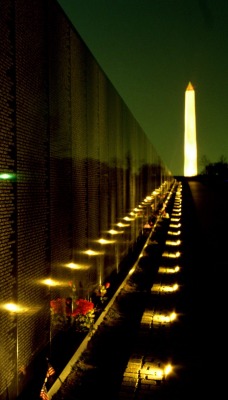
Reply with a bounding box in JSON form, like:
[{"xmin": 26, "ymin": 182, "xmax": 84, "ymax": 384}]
[
  {"xmin": 40, "ymin": 383, "xmax": 49, "ymax": 400},
  {"xmin": 46, "ymin": 362, "xmax": 55, "ymax": 378}
]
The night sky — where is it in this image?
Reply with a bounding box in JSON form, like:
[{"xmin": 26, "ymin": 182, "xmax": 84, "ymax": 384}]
[{"xmin": 57, "ymin": 0, "xmax": 228, "ymax": 176}]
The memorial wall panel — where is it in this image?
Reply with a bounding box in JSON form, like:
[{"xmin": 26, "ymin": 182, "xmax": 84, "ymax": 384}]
[
  {"xmin": 0, "ymin": 2, "xmax": 17, "ymax": 399},
  {"xmin": 71, "ymin": 31, "xmax": 88, "ymax": 297},
  {"xmin": 48, "ymin": 5, "xmax": 73, "ymax": 298},
  {"xmin": 107, "ymin": 91, "xmax": 120, "ymax": 226},
  {"xmin": 86, "ymin": 57, "xmax": 101, "ymax": 292},
  {"xmin": 98, "ymin": 72, "xmax": 109, "ymax": 235},
  {"xmin": 14, "ymin": 1, "xmax": 50, "ymax": 395}
]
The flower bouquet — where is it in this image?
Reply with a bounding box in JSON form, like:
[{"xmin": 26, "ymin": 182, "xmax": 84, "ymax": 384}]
[
  {"xmin": 72, "ymin": 298, "xmax": 95, "ymax": 332},
  {"xmin": 50, "ymin": 298, "xmax": 67, "ymax": 331}
]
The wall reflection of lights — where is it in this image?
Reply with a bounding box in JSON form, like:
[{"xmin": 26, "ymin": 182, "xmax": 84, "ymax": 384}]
[
  {"xmin": 123, "ymin": 216, "xmax": 134, "ymax": 221},
  {"xmin": 65, "ymin": 262, "xmax": 89, "ymax": 271},
  {"xmin": 108, "ymin": 229, "xmax": 124, "ymax": 235},
  {"xmin": 170, "ymin": 217, "xmax": 180, "ymax": 222},
  {"xmin": 42, "ymin": 278, "xmax": 60, "ymax": 286},
  {"xmin": 83, "ymin": 249, "xmax": 101, "ymax": 256},
  {"xmin": 95, "ymin": 239, "xmax": 115, "ymax": 284},
  {"xmin": 97, "ymin": 238, "xmax": 115, "ymax": 245},
  {"xmin": 107, "ymin": 230, "xmax": 124, "ymax": 274},
  {"xmin": 2, "ymin": 303, "xmax": 28, "ymax": 313},
  {"xmin": 158, "ymin": 265, "xmax": 180, "ymax": 274},
  {"xmin": 116, "ymin": 222, "xmax": 130, "ymax": 228},
  {"xmin": 144, "ymin": 196, "xmax": 152, "ymax": 202}
]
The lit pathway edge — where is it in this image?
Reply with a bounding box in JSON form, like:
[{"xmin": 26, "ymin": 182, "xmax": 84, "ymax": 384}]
[{"xmin": 48, "ymin": 226, "xmax": 156, "ymax": 399}]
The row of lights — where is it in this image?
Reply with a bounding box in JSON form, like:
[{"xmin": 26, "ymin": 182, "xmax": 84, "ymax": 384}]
[{"xmin": 120, "ymin": 181, "xmax": 183, "ymax": 387}]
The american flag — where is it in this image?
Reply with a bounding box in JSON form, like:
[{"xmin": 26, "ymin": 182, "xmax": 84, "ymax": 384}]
[
  {"xmin": 40, "ymin": 383, "xmax": 49, "ymax": 400},
  {"xmin": 46, "ymin": 362, "xmax": 55, "ymax": 378}
]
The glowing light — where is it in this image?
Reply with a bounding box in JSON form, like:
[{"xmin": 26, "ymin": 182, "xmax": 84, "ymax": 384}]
[
  {"xmin": 140, "ymin": 360, "xmax": 173, "ymax": 380},
  {"xmin": 167, "ymin": 230, "xmax": 181, "ymax": 236},
  {"xmin": 184, "ymin": 82, "xmax": 197, "ymax": 176},
  {"xmin": 172, "ymin": 209, "xmax": 181, "ymax": 213},
  {"xmin": 158, "ymin": 265, "xmax": 180, "ymax": 274},
  {"xmin": 151, "ymin": 283, "xmax": 179, "ymax": 293},
  {"xmin": 0, "ymin": 172, "xmax": 15, "ymax": 180},
  {"xmin": 165, "ymin": 239, "xmax": 181, "ymax": 246},
  {"xmin": 169, "ymin": 223, "xmax": 181, "ymax": 228},
  {"xmin": 164, "ymin": 364, "xmax": 173, "ymax": 376},
  {"xmin": 141, "ymin": 309, "xmax": 177, "ymax": 327},
  {"xmin": 162, "ymin": 250, "xmax": 181, "ymax": 258},
  {"xmin": 152, "ymin": 311, "xmax": 177, "ymax": 324}
]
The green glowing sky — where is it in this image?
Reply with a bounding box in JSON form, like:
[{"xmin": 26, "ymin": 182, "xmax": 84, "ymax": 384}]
[{"xmin": 57, "ymin": 0, "xmax": 228, "ymax": 176}]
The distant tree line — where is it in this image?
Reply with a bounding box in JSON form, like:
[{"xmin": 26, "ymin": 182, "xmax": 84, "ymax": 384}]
[{"xmin": 199, "ymin": 155, "xmax": 228, "ymax": 179}]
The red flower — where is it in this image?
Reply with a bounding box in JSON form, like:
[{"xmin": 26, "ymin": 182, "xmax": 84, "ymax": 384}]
[{"xmin": 72, "ymin": 298, "xmax": 94, "ymax": 316}]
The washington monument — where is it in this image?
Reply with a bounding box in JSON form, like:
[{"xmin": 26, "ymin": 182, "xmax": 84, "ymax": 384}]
[{"xmin": 184, "ymin": 82, "xmax": 197, "ymax": 176}]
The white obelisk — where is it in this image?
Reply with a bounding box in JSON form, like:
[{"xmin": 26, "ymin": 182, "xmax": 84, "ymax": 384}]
[{"xmin": 184, "ymin": 82, "xmax": 197, "ymax": 176}]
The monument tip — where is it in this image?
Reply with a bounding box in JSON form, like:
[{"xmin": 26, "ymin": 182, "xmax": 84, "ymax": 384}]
[{"xmin": 186, "ymin": 82, "xmax": 194, "ymax": 91}]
